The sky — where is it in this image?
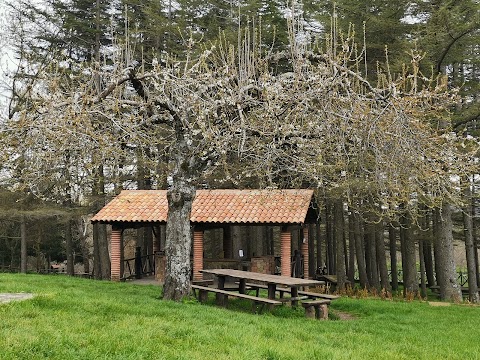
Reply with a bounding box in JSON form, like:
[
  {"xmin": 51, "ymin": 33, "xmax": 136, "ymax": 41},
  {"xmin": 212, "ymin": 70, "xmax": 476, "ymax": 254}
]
[{"xmin": 0, "ymin": 0, "xmax": 14, "ymax": 118}]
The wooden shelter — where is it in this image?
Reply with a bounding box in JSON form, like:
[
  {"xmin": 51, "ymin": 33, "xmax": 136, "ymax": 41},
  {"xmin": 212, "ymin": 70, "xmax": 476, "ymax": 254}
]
[{"xmin": 91, "ymin": 189, "xmax": 318, "ymax": 281}]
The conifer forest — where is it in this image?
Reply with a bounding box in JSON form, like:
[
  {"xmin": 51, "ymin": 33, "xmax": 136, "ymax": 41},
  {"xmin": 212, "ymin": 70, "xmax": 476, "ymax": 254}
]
[{"xmin": 1, "ymin": 0, "xmax": 480, "ymax": 302}]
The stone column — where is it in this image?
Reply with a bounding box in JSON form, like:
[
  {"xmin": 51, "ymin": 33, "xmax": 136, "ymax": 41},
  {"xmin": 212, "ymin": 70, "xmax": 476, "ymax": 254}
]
[
  {"xmin": 302, "ymin": 227, "xmax": 309, "ymax": 279},
  {"xmin": 111, "ymin": 227, "xmax": 122, "ymax": 281},
  {"xmin": 281, "ymin": 228, "xmax": 291, "ymax": 277},
  {"xmin": 193, "ymin": 230, "xmax": 204, "ymax": 280}
]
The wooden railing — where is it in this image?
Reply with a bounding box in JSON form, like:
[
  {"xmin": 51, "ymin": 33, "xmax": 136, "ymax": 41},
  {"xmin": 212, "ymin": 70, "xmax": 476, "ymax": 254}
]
[{"xmin": 122, "ymin": 252, "xmax": 155, "ymax": 280}]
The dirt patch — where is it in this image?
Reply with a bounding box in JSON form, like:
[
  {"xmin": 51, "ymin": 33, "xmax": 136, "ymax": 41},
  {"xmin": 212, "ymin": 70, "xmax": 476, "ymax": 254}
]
[
  {"xmin": 0, "ymin": 293, "xmax": 34, "ymax": 304},
  {"xmin": 332, "ymin": 309, "xmax": 358, "ymax": 320},
  {"xmin": 428, "ymin": 301, "xmax": 451, "ymax": 307}
]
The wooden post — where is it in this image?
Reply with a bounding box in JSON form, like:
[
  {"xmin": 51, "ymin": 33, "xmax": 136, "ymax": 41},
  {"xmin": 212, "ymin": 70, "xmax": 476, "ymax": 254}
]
[
  {"xmin": 111, "ymin": 227, "xmax": 122, "ymax": 281},
  {"xmin": 216, "ymin": 275, "xmax": 226, "ymax": 306},
  {"xmin": 291, "ymin": 286, "xmax": 299, "ymax": 307},
  {"xmin": 199, "ymin": 289, "xmax": 208, "ymax": 303},
  {"xmin": 302, "ymin": 227, "xmax": 309, "ymax": 279},
  {"xmin": 281, "ymin": 228, "xmax": 291, "ymax": 277},
  {"xmin": 153, "ymin": 225, "xmax": 160, "ymax": 253},
  {"xmin": 193, "ymin": 230, "xmax": 204, "ymax": 280},
  {"xmin": 135, "ymin": 246, "xmax": 142, "ymax": 279}
]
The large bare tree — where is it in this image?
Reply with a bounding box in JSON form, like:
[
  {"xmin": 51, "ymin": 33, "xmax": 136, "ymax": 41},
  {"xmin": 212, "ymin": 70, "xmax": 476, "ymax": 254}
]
[{"xmin": 1, "ymin": 17, "xmax": 474, "ymax": 300}]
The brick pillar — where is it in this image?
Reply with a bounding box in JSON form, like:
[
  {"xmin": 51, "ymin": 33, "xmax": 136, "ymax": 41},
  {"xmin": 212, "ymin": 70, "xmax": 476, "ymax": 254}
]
[
  {"xmin": 111, "ymin": 227, "xmax": 122, "ymax": 281},
  {"xmin": 193, "ymin": 230, "xmax": 204, "ymax": 280},
  {"xmin": 281, "ymin": 229, "xmax": 291, "ymax": 277},
  {"xmin": 302, "ymin": 227, "xmax": 309, "ymax": 279}
]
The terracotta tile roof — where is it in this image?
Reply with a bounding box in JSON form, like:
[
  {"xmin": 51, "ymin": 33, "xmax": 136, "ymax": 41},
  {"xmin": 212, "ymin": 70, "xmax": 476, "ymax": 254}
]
[
  {"xmin": 91, "ymin": 190, "xmax": 168, "ymax": 224},
  {"xmin": 191, "ymin": 189, "xmax": 314, "ymax": 224},
  {"xmin": 91, "ymin": 189, "xmax": 314, "ymax": 225}
]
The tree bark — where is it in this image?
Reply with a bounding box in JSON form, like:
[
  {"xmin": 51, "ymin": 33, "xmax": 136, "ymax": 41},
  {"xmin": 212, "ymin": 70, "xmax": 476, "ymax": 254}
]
[
  {"xmin": 463, "ymin": 182, "xmax": 479, "ymax": 303},
  {"xmin": 354, "ymin": 213, "xmax": 369, "ymax": 289},
  {"xmin": 66, "ymin": 219, "xmax": 74, "ymax": 275},
  {"xmin": 163, "ymin": 184, "xmax": 195, "ymax": 300},
  {"xmin": 162, "ymin": 116, "xmax": 198, "ymax": 301},
  {"xmin": 388, "ymin": 225, "xmax": 398, "ymax": 291},
  {"xmin": 423, "ymin": 212, "xmax": 435, "ymax": 287},
  {"xmin": 347, "ymin": 211, "xmax": 356, "ymax": 284},
  {"xmin": 325, "ymin": 203, "xmax": 334, "ymax": 274},
  {"xmin": 423, "ymin": 241, "xmax": 435, "ymax": 287},
  {"xmin": 334, "ymin": 199, "xmax": 346, "ymax": 291},
  {"xmin": 472, "ymin": 193, "xmax": 480, "ymax": 287},
  {"xmin": 434, "ymin": 205, "xmax": 462, "ymax": 302},
  {"xmin": 419, "ymin": 240, "xmax": 427, "ymax": 299},
  {"xmin": 20, "ymin": 215, "xmax": 27, "ymax": 273},
  {"xmin": 316, "ymin": 221, "xmax": 322, "ymax": 272},
  {"xmin": 365, "ymin": 220, "xmax": 379, "ymax": 291},
  {"xmin": 376, "ymin": 221, "xmax": 391, "ymax": 292},
  {"xmin": 400, "ymin": 211, "xmax": 418, "ymax": 296},
  {"xmin": 92, "ymin": 164, "xmax": 110, "ymax": 280},
  {"xmin": 308, "ymin": 223, "xmax": 316, "ymax": 278},
  {"xmin": 77, "ymin": 218, "xmax": 90, "ymax": 274}
]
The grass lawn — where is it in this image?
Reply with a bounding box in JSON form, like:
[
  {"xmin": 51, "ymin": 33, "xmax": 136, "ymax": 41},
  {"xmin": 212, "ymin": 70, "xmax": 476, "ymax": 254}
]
[{"xmin": 0, "ymin": 274, "xmax": 479, "ymax": 359}]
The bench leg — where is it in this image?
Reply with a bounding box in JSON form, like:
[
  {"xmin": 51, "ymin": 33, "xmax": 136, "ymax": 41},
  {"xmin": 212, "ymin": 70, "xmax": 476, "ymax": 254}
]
[
  {"xmin": 199, "ymin": 289, "xmax": 208, "ymax": 303},
  {"xmin": 216, "ymin": 294, "xmax": 228, "ymax": 307},
  {"xmin": 291, "ymin": 287, "xmax": 299, "ymax": 307},
  {"xmin": 304, "ymin": 305, "xmax": 316, "ymax": 319},
  {"xmin": 316, "ymin": 304, "xmax": 328, "ymax": 320}
]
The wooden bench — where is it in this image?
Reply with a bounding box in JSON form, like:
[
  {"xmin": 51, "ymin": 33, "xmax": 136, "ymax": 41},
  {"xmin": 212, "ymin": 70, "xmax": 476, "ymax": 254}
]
[
  {"xmin": 298, "ymin": 290, "xmax": 339, "ymax": 300},
  {"xmin": 429, "ymin": 285, "xmax": 478, "ymax": 297},
  {"xmin": 191, "ymin": 285, "xmax": 282, "ymax": 313},
  {"xmin": 301, "ymin": 299, "xmax": 331, "ymax": 320},
  {"xmin": 243, "ymin": 282, "xmax": 340, "ymax": 300},
  {"xmin": 192, "ymin": 279, "xmax": 214, "ymax": 286}
]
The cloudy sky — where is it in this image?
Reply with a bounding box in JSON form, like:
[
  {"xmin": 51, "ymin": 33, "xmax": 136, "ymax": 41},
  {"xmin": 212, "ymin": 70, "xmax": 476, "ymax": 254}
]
[{"xmin": 0, "ymin": 0, "xmax": 13, "ymax": 116}]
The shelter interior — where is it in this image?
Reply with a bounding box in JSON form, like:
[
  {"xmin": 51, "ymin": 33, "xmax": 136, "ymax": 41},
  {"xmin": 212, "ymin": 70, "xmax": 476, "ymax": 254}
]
[{"xmin": 91, "ymin": 189, "xmax": 319, "ymax": 281}]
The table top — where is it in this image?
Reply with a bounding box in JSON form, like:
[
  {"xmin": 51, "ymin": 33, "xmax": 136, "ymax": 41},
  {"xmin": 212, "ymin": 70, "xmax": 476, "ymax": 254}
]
[{"xmin": 200, "ymin": 269, "xmax": 325, "ymax": 287}]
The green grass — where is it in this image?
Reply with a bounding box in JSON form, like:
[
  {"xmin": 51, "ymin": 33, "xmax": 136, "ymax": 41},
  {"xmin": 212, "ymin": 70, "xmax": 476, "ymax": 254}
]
[{"xmin": 0, "ymin": 274, "xmax": 479, "ymax": 359}]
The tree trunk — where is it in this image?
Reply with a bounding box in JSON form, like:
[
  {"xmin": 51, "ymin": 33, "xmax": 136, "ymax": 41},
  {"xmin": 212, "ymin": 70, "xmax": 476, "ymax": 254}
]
[
  {"xmin": 388, "ymin": 225, "xmax": 398, "ymax": 291},
  {"xmin": 376, "ymin": 221, "xmax": 391, "ymax": 292},
  {"xmin": 432, "ymin": 212, "xmax": 441, "ymax": 289},
  {"xmin": 365, "ymin": 220, "xmax": 379, "ymax": 291},
  {"xmin": 316, "ymin": 221, "xmax": 322, "ymax": 272},
  {"xmin": 475, "ymin": 240, "xmax": 480, "ymax": 288},
  {"xmin": 162, "ymin": 118, "xmax": 198, "ymax": 301},
  {"xmin": 92, "ymin": 223, "xmax": 107, "ymax": 279},
  {"xmin": 325, "ymin": 203, "xmax": 334, "ymax": 274},
  {"xmin": 400, "ymin": 211, "xmax": 418, "ymax": 296},
  {"xmin": 419, "ymin": 240, "xmax": 427, "ymax": 299},
  {"xmin": 472, "ymin": 192, "xmax": 480, "ymax": 287},
  {"xmin": 334, "ymin": 199, "xmax": 346, "ymax": 291},
  {"xmin": 347, "ymin": 211, "xmax": 356, "ymax": 284},
  {"xmin": 463, "ymin": 182, "xmax": 479, "ymax": 303},
  {"xmin": 354, "ymin": 213, "xmax": 369, "ymax": 289},
  {"xmin": 423, "ymin": 241, "xmax": 435, "ymax": 287},
  {"xmin": 163, "ymin": 184, "xmax": 195, "ymax": 301},
  {"xmin": 434, "ymin": 205, "xmax": 462, "ymax": 302},
  {"xmin": 66, "ymin": 219, "xmax": 74, "ymax": 275},
  {"xmin": 423, "ymin": 212, "xmax": 435, "ymax": 287},
  {"xmin": 20, "ymin": 215, "xmax": 27, "ymax": 273},
  {"xmin": 92, "ymin": 164, "xmax": 110, "ymax": 280},
  {"xmin": 78, "ymin": 218, "xmax": 90, "ymax": 275},
  {"xmin": 308, "ymin": 223, "xmax": 316, "ymax": 278}
]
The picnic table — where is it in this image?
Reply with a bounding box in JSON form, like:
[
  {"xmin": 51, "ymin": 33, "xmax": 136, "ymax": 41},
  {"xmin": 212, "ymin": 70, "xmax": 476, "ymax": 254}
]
[{"xmin": 199, "ymin": 269, "xmax": 325, "ymax": 308}]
